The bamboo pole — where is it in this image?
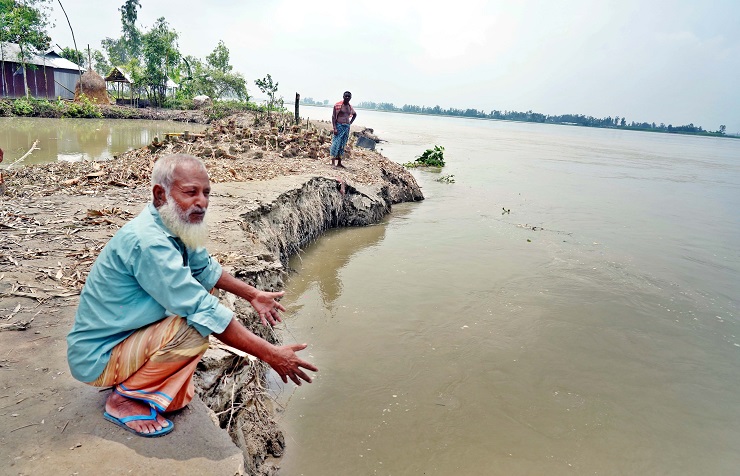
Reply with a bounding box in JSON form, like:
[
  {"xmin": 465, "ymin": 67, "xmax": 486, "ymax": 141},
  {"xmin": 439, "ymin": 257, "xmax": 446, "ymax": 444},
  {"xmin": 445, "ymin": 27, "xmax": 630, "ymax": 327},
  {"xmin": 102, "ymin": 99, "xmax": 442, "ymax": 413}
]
[
  {"xmin": 295, "ymin": 92, "xmax": 300, "ymax": 125},
  {"xmin": 56, "ymin": 0, "xmax": 83, "ymax": 96}
]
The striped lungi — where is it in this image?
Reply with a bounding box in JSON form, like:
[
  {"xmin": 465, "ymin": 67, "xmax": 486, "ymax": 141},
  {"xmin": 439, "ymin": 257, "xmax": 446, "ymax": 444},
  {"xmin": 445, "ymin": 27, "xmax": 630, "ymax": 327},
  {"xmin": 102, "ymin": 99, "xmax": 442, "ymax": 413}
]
[
  {"xmin": 330, "ymin": 123, "xmax": 351, "ymax": 157},
  {"xmin": 89, "ymin": 315, "xmax": 209, "ymax": 412}
]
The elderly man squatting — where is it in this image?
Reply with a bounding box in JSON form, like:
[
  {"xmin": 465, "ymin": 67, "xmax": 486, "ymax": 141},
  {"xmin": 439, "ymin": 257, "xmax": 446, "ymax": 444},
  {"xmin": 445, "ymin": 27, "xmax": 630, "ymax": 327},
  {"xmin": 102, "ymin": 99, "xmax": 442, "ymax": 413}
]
[{"xmin": 66, "ymin": 154, "xmax": 317, "ymax": 437}]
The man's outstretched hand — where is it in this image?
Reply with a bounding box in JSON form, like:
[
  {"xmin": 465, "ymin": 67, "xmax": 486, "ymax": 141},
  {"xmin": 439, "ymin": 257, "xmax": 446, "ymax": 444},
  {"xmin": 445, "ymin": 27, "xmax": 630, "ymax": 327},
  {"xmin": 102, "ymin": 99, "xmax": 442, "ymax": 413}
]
[
  {"xmin": 214, "ymin": 319, "xmax": 318, "ymax": 386},
  {"xmin": 267, "ymin": 343, "xmax": 318, "ymax": 385},
  {"xmin": 215, "ymin": 272, "xmax": 287, "ymax": 327},
  {"xmin": 249, "ymin": 290, "xmax": 286, "ymax": 326}
]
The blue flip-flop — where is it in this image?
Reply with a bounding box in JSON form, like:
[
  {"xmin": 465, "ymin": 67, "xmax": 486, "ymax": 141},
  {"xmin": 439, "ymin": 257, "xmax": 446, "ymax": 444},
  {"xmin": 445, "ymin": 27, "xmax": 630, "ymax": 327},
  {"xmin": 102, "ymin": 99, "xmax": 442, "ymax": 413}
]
[{"xmin": 103, "ymin": 405, "xmax": 174, "ymax": 437}]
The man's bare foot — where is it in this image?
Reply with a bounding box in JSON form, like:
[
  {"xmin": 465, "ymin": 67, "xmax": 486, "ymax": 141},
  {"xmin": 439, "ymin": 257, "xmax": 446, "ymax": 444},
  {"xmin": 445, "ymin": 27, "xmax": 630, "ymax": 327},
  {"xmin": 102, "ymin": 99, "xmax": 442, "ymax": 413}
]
[{"xmin": 105, "ymin": 390, "xmax": 170, "ymax": 435}]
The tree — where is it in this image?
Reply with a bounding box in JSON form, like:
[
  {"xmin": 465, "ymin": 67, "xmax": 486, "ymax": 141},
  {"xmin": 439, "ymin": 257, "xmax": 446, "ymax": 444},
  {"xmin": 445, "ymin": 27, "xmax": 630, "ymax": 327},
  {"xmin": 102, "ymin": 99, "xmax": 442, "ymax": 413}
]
[
  {"xmin": 91, "ymin": 49, "xmax": 111, "ymax": 75},
  {"xmin": 90, "ymin": 3, "xmax": 254, "ymax": 107},
  {"xmin": 202, "ymin": 40, "xmax": 246, "ymax": 100},
  {"xmin": 119, "ymin": 0, "xmax": 141, "ymax": 57},
  {"xmin": 59, "ymin": 46, "xmax": 85, "ymax": 67},
  {"xmin": 140, "ymin": 16, "xmax": 179, "ymax": 106},
  {"xmin": 255, "ymin": 73, "xmax": 283, "ymax": 111},
  {"xmin": 719, "ymin": 125, "xmax": 726, "ymax": 135},
  {"xmin": 100, "ymin": 36, "xmax": 127, "ymax": 67},
  {"xmin": 178, "ymin": 47, "xmax": 247, "ymax": 101},
  {"xmin": 0, "ymin": 0, "xmax": 52, "ymax": 96},
  {"xmin": 208, "ymin": 67, "xmax": 247, "ymax": 100},
  {"xmin": 206, "ymin": 40, "xmax": 231, "ymax": 73},
  {"xmin": 177, "ymin": 54, "xmax": 202, "ymax": 98},
  {"xmin": 101, "ymin": 0, "xmax": 141, "ymax": 66}
]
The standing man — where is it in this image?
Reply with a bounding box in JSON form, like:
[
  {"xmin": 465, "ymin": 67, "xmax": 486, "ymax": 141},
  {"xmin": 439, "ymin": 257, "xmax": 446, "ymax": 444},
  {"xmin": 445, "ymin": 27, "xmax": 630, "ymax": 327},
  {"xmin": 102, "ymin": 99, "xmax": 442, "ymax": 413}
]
[
  {"xmin": 67, "ymin": 154, "xmax": 317, "ymax": 437},
  {"xmin": 330, "ymin": 91, "xmax": 357, "ymax": 168}
]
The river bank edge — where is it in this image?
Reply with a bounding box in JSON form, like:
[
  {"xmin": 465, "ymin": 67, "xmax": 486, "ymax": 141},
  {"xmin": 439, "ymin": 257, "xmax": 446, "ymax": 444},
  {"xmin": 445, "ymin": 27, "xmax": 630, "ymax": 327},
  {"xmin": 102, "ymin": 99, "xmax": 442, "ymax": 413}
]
[
  {"xmin": 0, "ymin": 99, "xmax": 232, "ymax": 124},
  {"xmin": 0, "ymin": 111, "xmax": 423, "ymax": 475}
]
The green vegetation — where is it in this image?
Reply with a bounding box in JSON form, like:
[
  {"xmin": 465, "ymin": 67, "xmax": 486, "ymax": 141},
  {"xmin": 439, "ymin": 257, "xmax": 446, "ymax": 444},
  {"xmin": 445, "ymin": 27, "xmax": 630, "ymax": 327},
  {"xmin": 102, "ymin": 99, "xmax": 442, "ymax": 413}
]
[
  {"xmin": 64, "ymin": 95, "xmax": 103, "ymax": 118},
  {"xmin": 100, "ymin": 0, "xmax": 141, "ymax": 68},
  {"xmin": 11, "ymin": 96, "xmax": 34, "ymax": 115},
  {"xmin": 404, "ymin": 145, "xmax": 446, "ymax": 168},
  {"xmin": 205, "ymin": 100, "xmax": 259, "ymax": 121},
  {"xmin": 0, "ymin": 96, "xmax": 268, "ymax": 120},
  {"xmin": 178, "ymin": 41, "xmax": 247, "ymax": 102},
  {"xmin": 0, "ymin": 97, "xmax": 102, "ymax": 118},
  {"xmin": 53, "ymin": 0, "xmax": 278, "ymax": 111},
  {"xmin": 139, "ymin": 17, "xmax": 180, "ymax": 107},
  {"xmin": 356, "ymin": 101, "xmax": 734, "ymax": 138},
  {"xmin": 255, "ymin": 74, "xmax": 284, "ymax": 112},
  {"xmin": 59, "ymin": 46, "xmax": 85, "ymax": 67},
  {"xmin": 0, "ymin": 98, "xmax": 11, "ymax": 116},
  {"xmin": 162, "ymin": 96, "xmax": 194, "ymax": 110},
  {"xmin": 299, "ymin": 97, "xmax": 330, "ymax": 107}
]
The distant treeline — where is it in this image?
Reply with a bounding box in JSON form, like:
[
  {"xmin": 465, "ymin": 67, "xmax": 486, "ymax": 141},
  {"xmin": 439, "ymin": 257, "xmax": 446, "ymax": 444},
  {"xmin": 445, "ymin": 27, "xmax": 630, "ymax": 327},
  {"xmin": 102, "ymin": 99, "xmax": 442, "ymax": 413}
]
[{"xmin": 299, "ymin": 97, "xmax": 731, "ymax": 137}]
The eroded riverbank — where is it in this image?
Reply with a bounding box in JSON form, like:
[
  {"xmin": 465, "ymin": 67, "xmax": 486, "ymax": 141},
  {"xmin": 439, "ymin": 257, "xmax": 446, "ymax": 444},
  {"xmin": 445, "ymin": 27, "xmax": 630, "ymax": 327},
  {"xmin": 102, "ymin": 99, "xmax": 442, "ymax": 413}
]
[{"xmin": 0, "ymin": 111, "xmax": 423, "ymax": 475}]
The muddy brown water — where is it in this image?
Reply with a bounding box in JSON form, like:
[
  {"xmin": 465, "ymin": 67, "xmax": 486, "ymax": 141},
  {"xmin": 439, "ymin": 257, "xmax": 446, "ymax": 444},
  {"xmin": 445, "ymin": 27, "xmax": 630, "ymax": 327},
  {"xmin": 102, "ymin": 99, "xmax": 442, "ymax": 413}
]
[
  {"xmin": 0, "ymin": 117, "xmax": 207, "ymax": 166},
  {"xmin": 4, "ymin": 110, "xmax": 737, "ymax": 474},
  {"xmin": 276, "ymin": 107, "xmax": 740, "ymax": 475}
]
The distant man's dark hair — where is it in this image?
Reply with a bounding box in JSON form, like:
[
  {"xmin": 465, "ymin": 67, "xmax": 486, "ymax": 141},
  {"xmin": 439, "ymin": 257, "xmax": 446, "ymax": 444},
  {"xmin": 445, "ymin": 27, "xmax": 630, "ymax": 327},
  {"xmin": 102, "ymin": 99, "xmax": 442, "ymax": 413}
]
[{"xmin": 343, "ymin": 91, "xmax": 352, "ymax": 96}]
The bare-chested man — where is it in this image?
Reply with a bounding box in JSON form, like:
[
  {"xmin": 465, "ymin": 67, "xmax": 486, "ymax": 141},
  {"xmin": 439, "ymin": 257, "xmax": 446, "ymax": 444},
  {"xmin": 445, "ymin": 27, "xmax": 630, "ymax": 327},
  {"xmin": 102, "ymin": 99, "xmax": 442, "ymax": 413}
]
[{"xmin": 330, "ymin": 91, "xmax": 357, "ymax": 168}]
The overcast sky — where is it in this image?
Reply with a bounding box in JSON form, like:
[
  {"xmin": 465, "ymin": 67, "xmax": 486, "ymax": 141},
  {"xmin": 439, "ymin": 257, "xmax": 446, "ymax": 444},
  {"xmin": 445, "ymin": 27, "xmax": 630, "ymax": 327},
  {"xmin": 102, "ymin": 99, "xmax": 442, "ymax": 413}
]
[{"xmin": 48, "ymin": 0, "xmax": 740, "ymax": 133}]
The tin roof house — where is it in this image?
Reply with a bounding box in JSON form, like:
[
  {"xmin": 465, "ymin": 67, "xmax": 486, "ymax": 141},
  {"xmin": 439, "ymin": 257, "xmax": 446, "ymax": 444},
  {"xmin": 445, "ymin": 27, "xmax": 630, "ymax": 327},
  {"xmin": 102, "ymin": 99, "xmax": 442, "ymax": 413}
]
[{"xmin": 0, "ymin": 42, "xmax": 86, "ymax": 100}]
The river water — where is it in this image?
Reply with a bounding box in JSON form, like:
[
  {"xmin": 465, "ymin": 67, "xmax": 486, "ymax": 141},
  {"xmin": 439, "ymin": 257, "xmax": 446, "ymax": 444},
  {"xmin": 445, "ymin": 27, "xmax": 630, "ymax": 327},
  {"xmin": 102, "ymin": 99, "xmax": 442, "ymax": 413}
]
[
  {"xmin": 0, "ymin": 117, "xmax": 206, "ymax": 166},
  {"xmin": 277, "ymin": 107, "xmax": 740, "ymax": 474}
]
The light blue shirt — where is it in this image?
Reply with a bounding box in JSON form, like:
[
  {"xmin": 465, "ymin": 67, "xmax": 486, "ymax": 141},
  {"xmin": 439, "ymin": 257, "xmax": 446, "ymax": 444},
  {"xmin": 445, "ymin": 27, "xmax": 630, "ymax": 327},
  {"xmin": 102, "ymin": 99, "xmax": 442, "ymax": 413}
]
[{"xmin": 67, "ymin": 203, "xmax": 233, "ymax": 382}]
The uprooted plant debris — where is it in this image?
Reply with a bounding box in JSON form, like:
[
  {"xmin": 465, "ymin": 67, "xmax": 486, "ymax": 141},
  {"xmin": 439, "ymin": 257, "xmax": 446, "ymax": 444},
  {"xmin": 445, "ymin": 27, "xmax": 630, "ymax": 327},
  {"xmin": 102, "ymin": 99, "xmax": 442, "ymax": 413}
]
[
  {"xmin": 1, "ymin": 110, "xmax": 414, "ymax": 296},
  {"xmin": 1, "ymin": 111, "xmax": 403, "ymax": 200}
]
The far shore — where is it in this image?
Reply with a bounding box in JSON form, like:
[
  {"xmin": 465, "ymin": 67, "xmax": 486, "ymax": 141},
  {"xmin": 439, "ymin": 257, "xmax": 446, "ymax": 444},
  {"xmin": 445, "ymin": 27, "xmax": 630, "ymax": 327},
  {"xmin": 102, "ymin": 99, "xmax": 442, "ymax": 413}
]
[{"xmin": 303, "ymin": 102, "xmax": 739, "ymax": 139}]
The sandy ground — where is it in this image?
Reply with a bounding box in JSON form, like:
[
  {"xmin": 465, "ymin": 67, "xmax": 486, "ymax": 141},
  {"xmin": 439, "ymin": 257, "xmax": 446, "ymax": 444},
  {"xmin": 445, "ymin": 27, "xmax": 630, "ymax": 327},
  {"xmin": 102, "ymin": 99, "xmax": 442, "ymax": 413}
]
[
  {"xmin": 0, "ymin": 111, "xmax": 421, "ymax": 475},
  {"xmin": 0, "ymin": 187, "xmax": 246, "ymax": 474}
]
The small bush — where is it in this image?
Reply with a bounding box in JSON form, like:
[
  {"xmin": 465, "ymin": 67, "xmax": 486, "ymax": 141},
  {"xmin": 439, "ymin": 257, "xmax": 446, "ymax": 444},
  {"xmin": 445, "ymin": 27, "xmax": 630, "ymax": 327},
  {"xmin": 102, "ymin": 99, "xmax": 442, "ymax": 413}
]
[
  {"xmin": 63, "ymin": 95, "xmax": 103, "ymax": 118},
  {"xmin": 404, "ymin": 145, "xmax": 446, "ymax": 168},
  {"xmin": 12, "ymin": 97, "xmax": 34, "ymax": 116},
  {"xmin": 31, "ymin": 98, "xmax": 61, "ymax": 118},
  {"xmin": 99, "ymin": 105, "xmax": 140, "ymax": 119},
  {"xmin": 163, "ymin": 97, "xmax": 195, "ymax": 110},
  {"xmin": 205, "ymin": 100, "xmax": 260, "ymax": 121},
  {"xmin": 0, "ymin": 99, "xmax": 13, "ymax": 116}
]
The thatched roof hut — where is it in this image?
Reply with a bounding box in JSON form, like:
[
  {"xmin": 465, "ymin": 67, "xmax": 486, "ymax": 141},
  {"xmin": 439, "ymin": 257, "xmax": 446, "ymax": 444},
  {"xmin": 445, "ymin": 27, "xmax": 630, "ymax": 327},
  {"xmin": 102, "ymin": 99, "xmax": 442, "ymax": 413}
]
[{"xmin": 74, "ymin": 69, "xmax": 110, "ymax": 104}]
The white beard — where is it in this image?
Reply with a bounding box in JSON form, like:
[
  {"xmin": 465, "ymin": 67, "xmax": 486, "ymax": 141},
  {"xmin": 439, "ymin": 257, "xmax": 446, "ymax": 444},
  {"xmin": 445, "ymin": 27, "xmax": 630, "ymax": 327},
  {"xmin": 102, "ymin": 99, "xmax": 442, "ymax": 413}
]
[{"xmin": 158, "ymin": 196, "xmax": 209, "ymax": 250}]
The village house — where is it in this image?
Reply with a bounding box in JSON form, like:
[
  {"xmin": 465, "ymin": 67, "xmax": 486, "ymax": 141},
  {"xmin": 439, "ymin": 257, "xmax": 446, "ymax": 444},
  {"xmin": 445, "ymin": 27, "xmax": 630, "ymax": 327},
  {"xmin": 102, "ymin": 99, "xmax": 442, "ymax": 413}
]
[{"xmin": 0, "ymin": 42, "xmax": 85, "ymax": 100}]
